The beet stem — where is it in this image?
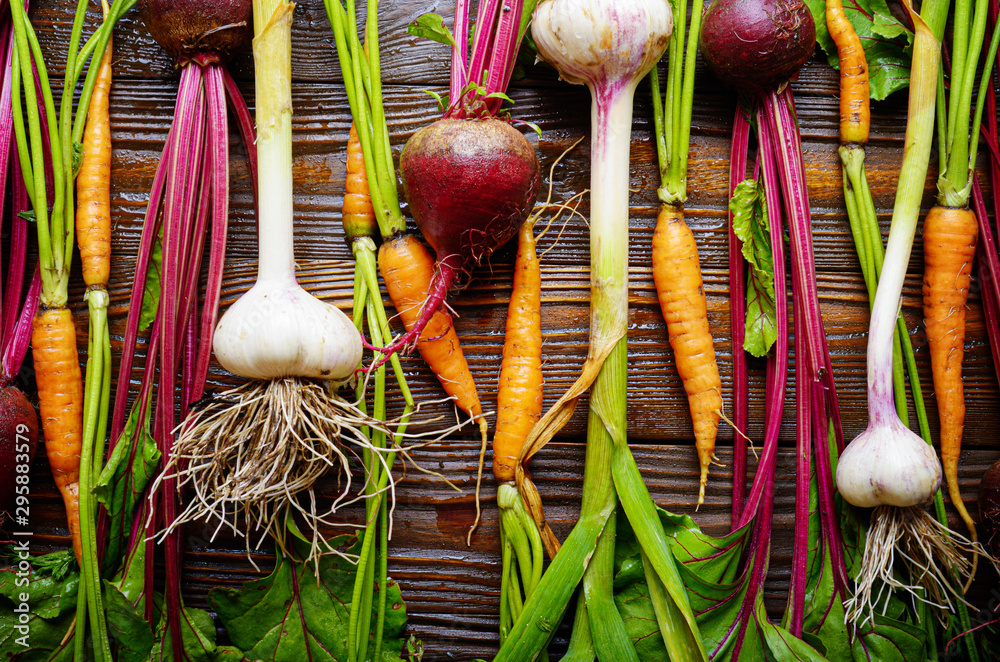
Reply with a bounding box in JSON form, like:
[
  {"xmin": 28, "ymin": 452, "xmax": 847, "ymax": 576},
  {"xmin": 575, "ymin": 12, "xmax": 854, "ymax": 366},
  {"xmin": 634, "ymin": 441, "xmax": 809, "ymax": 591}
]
[
  {"xmin": 450, "ymin": 0, "xmax": 470, "ymax": 103},
  {"xmin": 728, "ymin": 105, "xmax": 751, "ymax": 526},
  {"xmin": 193, "ymin": 65, "xmax": 232, "ymax": 396},
  {"xmin": 222, "ymin": 67, "xmax": 258, "ymax": 218}
]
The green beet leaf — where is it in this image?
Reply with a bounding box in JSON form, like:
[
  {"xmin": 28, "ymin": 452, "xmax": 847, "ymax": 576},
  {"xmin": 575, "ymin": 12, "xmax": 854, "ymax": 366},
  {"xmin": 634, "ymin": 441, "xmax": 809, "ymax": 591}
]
[
  {"xmin": 0, "ymin": 551, "xmax": 78, "ymax": 661},
  {"xmin": 407, "ymin": 13, "xmax": 457, "ymax": 49},
  {"xmin": 803, "ymin": 0, "xmax": 913, "ymax": 100},
  {"xmin": 94, "ymin": 392, "xmax": 161, "ymax": 574},
  {"xmin": 730, "ymin": 178, "xmax": 777, "ymax": 357},
  {"xmin": 139, "ymin": 230, "xmax": 163, "ymax": 332},
  {"xmin": 796, "ymin": 450, "xmax": 926, "ymax": 661},
  {"xmin": 149, "ymin": 596, "xmax": 219, "ymax": 662},
  {"xmin": 209, "ymin": 533, "xmax": 409, "ymax": 662},
  {"xmin": 104, "ymin": 581, "xmax": 154, "ymax": 662}
]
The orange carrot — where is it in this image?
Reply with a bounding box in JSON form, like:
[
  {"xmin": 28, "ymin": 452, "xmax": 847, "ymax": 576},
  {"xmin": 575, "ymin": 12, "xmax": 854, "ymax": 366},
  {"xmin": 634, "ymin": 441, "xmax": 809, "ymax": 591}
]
[
  {"xmin": 378, "ymin": 232, "xmax": 488, "ymax": 541},
  {"xmin": 32, "ymin": 307, "xmax": 83, "ymax": 563},
  {"xmin": 343, "ymin": 122, "xmax": 378, "ymax": 240},
  {"xmin": 494, "ymin": 219, "xmax": 542, "ymax": 484},
  {"xmin": 652, "ymin": 203, "xmax": 722, "ymax": 506},
  {"xmin": 76, "ymin": 31, "xmax": 113, "ymax": 289},
  {"xmin": 826, "ymin": 0, "xmax": 870, "ymax": 146},
  {"xmin": 923, "ymin": 205, "xmax": 979, "ymax": 539}
]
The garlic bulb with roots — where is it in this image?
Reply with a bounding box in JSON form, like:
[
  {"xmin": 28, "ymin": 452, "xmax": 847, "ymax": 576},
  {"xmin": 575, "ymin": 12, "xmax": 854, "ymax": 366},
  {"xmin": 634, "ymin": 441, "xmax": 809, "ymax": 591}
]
[{"xmin": 156, "ymin": 0, "xmax": 399, "ymax": 559}]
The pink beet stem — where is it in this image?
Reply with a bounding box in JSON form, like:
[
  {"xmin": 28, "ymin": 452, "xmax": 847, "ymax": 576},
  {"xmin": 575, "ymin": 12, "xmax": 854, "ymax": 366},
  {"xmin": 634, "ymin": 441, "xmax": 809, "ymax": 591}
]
[
  {"xmin": 110, "ymin": 124, "xmax": 174, "ymax": 445},
  {"xmin": 735, "ymin": 103, "xmax": 789, "ymax": 533},
  {"xmin": 451, "ymin": 0, "xmax": 470, "ymax": 104},
  {"xmin": 222, "ymin": 67, "xmax": 258, "ymax": 218},
  {"xmin": 193, "ymin": 65, "xmax": 231, "ymax": 399},
  {"xmin": 156, "ymin": 63, "xmax": 205, "ymax": 660},
  {"xmin": 464, "ymin": 0, "xmax": 501, "ymax": 99},
  {"xmin": 1, "ymin": 265, "xmax": 38, "ymax": 382},
  {"xmin": 484, "ymin": 0, "xmax": 523, "ymax": 111},
  {"xmin": 728, "ymin": 105, "xmax": 751, "ymax": 525}
]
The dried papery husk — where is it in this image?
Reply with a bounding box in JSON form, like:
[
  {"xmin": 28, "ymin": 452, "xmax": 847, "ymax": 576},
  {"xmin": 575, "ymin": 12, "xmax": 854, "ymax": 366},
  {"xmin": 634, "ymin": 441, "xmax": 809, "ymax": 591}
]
[
  {"xmin": 845, "ymin": 504, "xmax": 995, "ymax": 626},
  {"xmin": 152, "ymin": 377, "xmax": 464, "ymax": 567}
]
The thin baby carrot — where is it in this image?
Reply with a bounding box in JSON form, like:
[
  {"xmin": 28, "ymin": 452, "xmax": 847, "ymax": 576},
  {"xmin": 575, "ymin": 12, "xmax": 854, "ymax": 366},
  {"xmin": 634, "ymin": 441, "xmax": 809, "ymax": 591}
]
[
  {"xmin": 652, "ymin": 204, "xmax": 722, "ymax": 506},
  {"xmin": 826, "ymin": 0, "xmax": 869, "ymax": 146},
  {"xmin": 76, "ymin": 27, "xmax": 113, "ymax": 289},
  {"xmin": 494, "ymin": 216, "xmax": 543, "ymax": 484},
  {"xmin": 32, "ymin": 307, "xmax": 83, "ymax": 563},
  {"xmin": 343, "ymin": 122, "xmax": 378, "ymax": 240},
  {"xmin": 923, "ymin": 205, "xmax": 979, "ymax": 541}
]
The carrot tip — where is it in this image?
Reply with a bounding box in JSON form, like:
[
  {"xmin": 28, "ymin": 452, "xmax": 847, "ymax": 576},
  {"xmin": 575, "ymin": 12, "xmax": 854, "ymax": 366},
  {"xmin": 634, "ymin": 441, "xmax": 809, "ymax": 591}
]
[
  {"xmin": 697, "ymin": 464, "xmax": 709, "ymax": 508},
  {"xmin": 466, "ymin": 417, "xmax": 490, "ymax": 547}
]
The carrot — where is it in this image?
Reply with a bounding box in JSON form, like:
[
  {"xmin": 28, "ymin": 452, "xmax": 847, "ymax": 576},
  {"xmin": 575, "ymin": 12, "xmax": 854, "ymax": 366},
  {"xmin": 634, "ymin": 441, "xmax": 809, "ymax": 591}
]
[
  {"xmin": 343, "ymin": 122, "xmax": 378, "ymax": 241},
  {"xmin": 923, "ymin": 205, "xmax": 979, "ymax": 541},
  {"xmin": 76, "ymin": 28, "xmax": 113, "ymax": 290},
  {"xmin": 494, "ymin": 218, "xmax": 543, "ymax": 484},
  {"xmin": 32, "ymin": 307, "xmax": 83, "ymax": 564},
  {"xmin": 826, "ymin": 0, "xmax": 869, "ymax": 146},
  {"xmin": 378, "ymin": 232, "xmax": 488, "ymax": 540},
  {"xmin": 651, "ymin": 203, "xmax": 722, "ymax": 506}
]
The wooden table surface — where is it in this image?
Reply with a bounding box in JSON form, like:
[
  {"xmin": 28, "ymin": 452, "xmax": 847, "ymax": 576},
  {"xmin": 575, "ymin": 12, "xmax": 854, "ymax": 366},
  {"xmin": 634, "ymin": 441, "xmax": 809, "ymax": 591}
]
[{"xmin": 16, "ymin": 0, "xmax": 1000, "ymax": 659}]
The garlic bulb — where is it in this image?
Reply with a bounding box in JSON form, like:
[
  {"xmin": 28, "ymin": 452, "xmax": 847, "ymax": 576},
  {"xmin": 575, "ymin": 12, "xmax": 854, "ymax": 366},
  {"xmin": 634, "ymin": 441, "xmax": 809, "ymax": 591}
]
[
  {"xmin": 836, "ymin": 414, "xmax": 942, "ymax": 508},
  {"xmin": 213, "ymin": 277, "xmax": 362, "ymax": 382}
]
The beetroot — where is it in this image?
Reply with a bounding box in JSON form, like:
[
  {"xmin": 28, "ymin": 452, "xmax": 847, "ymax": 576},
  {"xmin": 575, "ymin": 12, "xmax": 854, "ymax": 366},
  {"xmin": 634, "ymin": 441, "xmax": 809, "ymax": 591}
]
[
  {"xmin": 402, "ymin": 118, "xmax": 540, "ymax": 280},
  {"xmin": 140, "ymin": 0, "xmax": 252, "ymax": 65},
  {"xmin": 384, "ymin": 117, "xmax": 540, "ymax": 352},
  {"xmin": 0, "ymin": 386, "xmax": 38, "ymax": 519},
  {"xmin": 700, "ymin": 0, "xmax": 815, "ymax": 95}
]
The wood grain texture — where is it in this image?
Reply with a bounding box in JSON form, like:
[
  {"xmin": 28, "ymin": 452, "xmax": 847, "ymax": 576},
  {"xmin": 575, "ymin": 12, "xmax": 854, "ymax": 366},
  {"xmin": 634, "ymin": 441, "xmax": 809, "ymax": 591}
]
[{"xmin": 12, "ymin": 0, "xmax": 1000, "ymax": 659}]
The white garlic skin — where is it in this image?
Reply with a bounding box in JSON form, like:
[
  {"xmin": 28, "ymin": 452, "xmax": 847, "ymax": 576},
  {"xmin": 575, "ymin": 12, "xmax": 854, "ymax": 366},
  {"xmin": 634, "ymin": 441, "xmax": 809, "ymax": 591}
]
[
  {"xmin": 213, "ymin": 277, "xmax": 362, "ymax": 382},
  {"xmin": 531, "ymin": 0, "xmax": 673, "ymax": 89},
  {"xmin": 836, "ymin": 415, "xmax": 942, "ymax": 508}
]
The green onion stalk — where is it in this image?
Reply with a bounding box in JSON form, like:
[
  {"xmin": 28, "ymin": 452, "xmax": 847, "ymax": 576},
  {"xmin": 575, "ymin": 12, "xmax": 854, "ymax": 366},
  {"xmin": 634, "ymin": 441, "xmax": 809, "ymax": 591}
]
[
  {"xmin": 834, "ymin": 0, "xmax": 988, "ymax": 635},
  {"xmin": 324, "ymin": 2, "xmax": 418, "ymax": 660},
  {"xmin": 10, "ymin": 0, "xmax": 132, "ymax": 659},
  {"xmin": 826, "ymin": 1, "xmax": 991, "ymax": 654},
  {"xmin": 494, "ymin": 1, "xmax": 707, "ymax": 660}
]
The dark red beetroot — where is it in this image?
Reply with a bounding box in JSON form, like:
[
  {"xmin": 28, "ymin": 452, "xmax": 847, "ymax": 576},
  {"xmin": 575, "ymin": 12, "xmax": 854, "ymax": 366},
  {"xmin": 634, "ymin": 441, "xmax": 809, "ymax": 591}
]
[
  {"xmin": 140, "ymin": 0, "xmax": 252, "ymax": 65},
  {"xmin": 386, "ymin": 117, "xmax": 540, "ymax": 352},
  {"xmin": 979, "ymin": 460, "xmax": 1000, "ymax": 559},
  {"xmin": 0, "ymin": 386, "xmax": 38, "ymax": 519},
  {"xmin": 700, "ymin": 0, "xmax": 815, "ymax": 95}
]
